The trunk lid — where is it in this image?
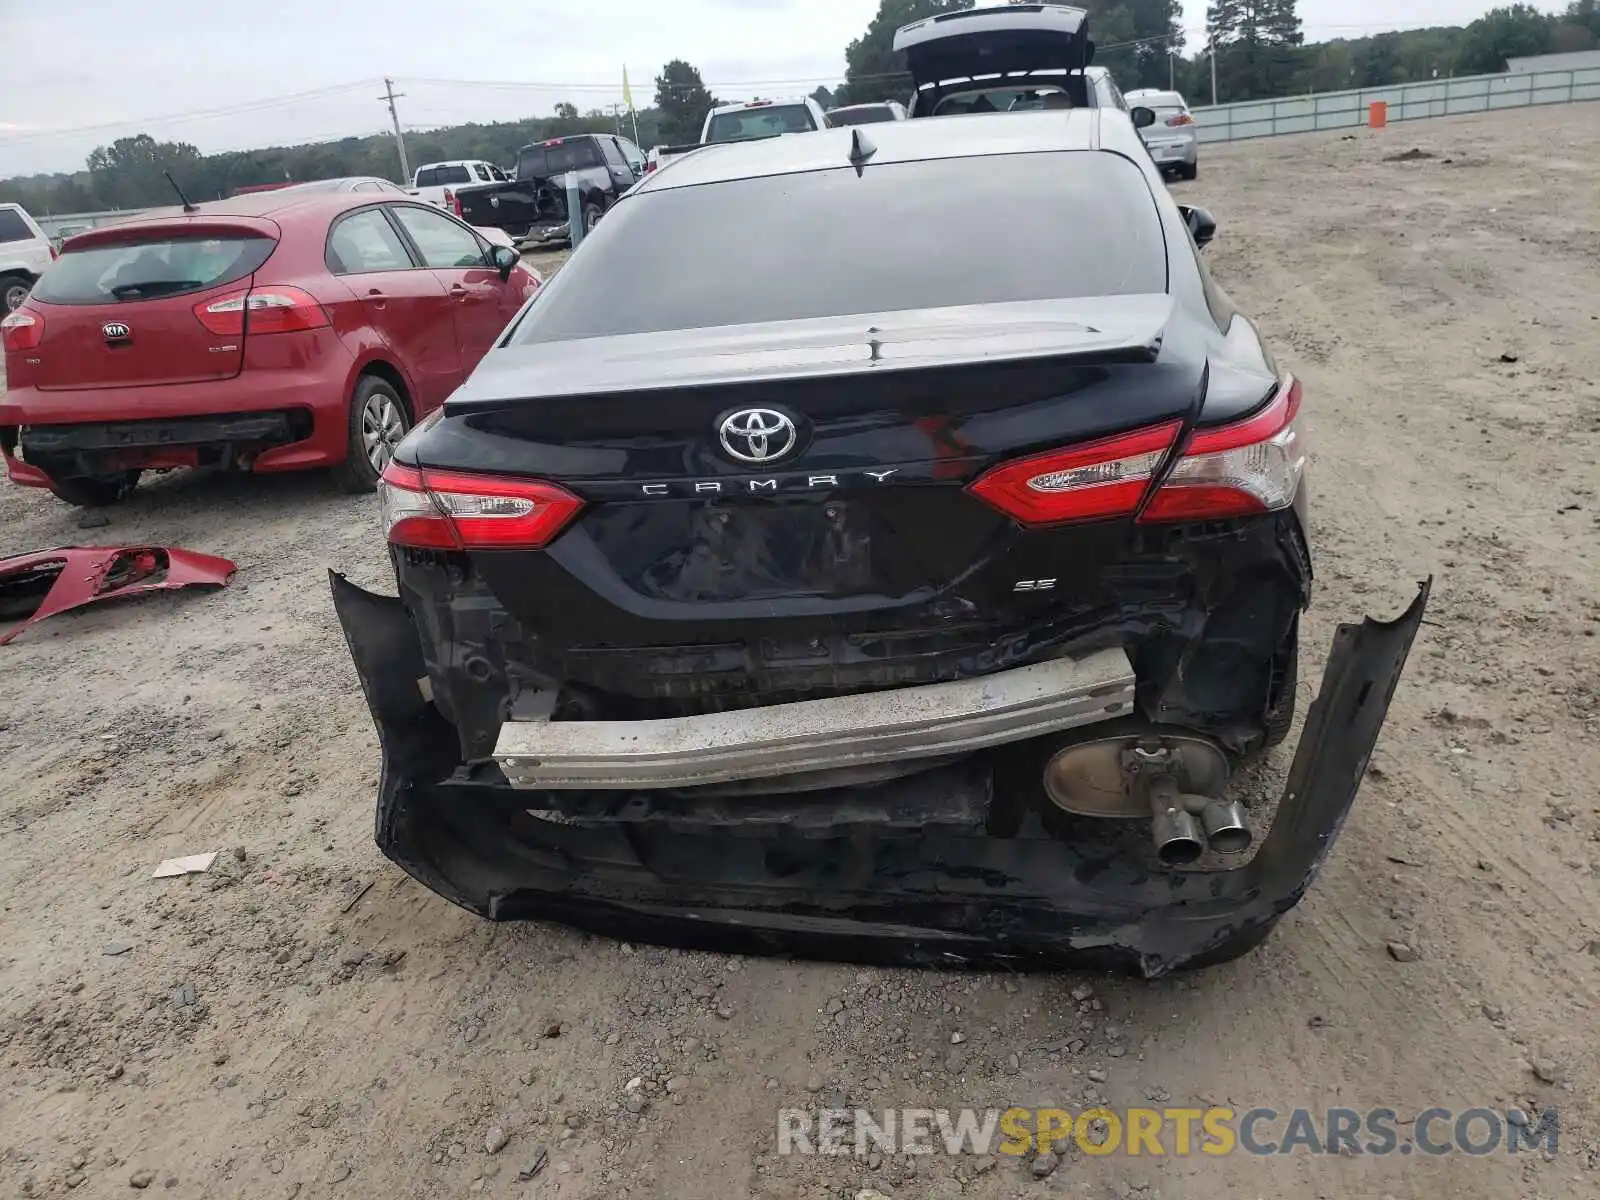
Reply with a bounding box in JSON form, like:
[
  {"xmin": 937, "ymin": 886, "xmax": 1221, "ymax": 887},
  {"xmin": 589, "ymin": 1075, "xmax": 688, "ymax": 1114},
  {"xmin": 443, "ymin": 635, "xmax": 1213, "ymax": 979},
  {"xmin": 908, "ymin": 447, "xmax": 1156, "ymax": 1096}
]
[
  {"xmin": 25, "ymin": 218, "xmax": 278, "ymax": 391},
  {"xmin": 893, "ymin": 3, "xmax": 1093, "ymax": 88},
  {"xmin": 419, "ymin": 297, "xmax": 1202, "ymax": 616}
]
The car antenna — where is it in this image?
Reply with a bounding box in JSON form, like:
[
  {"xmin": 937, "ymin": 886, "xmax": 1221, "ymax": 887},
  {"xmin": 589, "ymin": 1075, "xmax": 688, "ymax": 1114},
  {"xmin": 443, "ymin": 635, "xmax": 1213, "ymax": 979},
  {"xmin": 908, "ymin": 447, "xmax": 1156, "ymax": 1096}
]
[
  {"xmin": 847, "ymin": 128, "xmax": 877, "ymax": 175},
  {"xmin": 163, "ymin": 171, "xmax": 199, "ymax": 214}
]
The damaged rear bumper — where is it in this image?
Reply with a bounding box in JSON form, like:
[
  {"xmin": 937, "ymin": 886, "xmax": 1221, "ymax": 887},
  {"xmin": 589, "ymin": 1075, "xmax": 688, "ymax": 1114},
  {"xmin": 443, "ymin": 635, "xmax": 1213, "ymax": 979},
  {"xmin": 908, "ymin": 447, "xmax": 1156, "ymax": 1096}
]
[{"xmin": 330, "ymin": 572, "xmax": 1428, "ymax": 976}]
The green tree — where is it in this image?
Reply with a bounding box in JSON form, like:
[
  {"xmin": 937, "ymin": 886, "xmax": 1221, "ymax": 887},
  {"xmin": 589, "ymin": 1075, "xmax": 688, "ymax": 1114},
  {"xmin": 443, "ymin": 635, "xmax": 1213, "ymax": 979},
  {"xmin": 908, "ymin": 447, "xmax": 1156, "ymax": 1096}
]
[
  {"xmin": 810, "ymin": 84, "xmax": 837, "ymax": 109},
  {"xmin": 654, "ymin": 60, "xmax": 718, "ymax": 145},
  {"xmin": 836, "ymin": 0, "xmax": 966, "ymax": 106},
  {"xmin": 1207, "ymin": 0, "xmax": 1304, "ymax": 101},
  {"xmin": 86, "ymin": 135, "xmax": 207, "ymax": 209},
  {"xmin": 1355, "ymin": 31, "xmax": 1401, "ymax": 86},
  {"xmin": 1454, "ymin": 5, "xmax": 1553, "ymax": 74}
]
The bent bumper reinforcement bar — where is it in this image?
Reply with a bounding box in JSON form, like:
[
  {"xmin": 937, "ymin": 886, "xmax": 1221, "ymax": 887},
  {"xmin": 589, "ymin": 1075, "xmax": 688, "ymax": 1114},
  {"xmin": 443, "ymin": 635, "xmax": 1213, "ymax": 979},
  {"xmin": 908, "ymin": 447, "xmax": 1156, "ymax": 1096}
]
[
  {"xmin": 493, "ymin": 648, "xmax": 1136, "ymax": 789},
  {"xmin": 329, "ymin": 571, "xmax": 1430, "ymax": 976}
]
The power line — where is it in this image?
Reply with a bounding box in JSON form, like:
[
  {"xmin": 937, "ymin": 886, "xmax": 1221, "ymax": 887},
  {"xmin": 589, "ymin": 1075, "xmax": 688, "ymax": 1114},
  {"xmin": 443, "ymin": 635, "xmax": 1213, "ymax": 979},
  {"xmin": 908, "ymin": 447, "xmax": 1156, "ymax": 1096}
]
[{"xmin": 0, "ymin": 80, "xmax": 383, "ymax": 146}]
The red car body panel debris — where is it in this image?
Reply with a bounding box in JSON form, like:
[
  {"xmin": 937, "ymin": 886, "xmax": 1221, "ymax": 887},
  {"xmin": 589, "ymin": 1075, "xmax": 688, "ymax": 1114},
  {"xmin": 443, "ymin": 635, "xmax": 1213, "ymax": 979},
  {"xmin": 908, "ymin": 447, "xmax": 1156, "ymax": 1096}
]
[{"xmin": 0, "ymin": 546, "xmax": 236, "ymax": 645}]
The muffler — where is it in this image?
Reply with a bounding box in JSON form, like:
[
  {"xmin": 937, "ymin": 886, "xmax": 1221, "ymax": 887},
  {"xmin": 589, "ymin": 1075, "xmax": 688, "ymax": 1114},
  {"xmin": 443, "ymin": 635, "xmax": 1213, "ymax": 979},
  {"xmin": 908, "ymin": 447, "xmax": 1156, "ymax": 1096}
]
[{"xmin": 1147, "ymin": 776, "xmax": 1204, "ymax": 866}]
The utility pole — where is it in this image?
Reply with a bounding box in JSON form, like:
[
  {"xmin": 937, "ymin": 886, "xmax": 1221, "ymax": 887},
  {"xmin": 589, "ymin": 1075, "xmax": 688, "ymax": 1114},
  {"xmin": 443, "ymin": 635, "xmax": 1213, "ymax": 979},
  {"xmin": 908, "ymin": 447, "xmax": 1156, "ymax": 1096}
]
[
  {"xmin": 380, "ymin": 77, "xmax": 411, "ymax": 183},
  {"xmin": 1209, "ymin": 36, "xmax": 1219, "ymax": 106}
]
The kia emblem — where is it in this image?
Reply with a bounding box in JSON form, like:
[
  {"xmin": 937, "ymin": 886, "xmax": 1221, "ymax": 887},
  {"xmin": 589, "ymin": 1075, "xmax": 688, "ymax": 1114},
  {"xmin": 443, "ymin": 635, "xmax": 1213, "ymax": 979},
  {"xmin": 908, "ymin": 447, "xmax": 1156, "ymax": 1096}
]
[{"xmin": 102, "ymin": 322, "xmax": 131, "ymax": 341}]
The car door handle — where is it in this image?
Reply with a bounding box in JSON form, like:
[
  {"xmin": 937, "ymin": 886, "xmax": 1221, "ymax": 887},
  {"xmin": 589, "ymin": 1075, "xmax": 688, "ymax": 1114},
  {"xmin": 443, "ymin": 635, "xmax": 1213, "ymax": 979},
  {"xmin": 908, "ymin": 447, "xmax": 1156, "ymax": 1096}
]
[
  {"xmin": 449, "ymin": 284, "xmax": 469, "ymax": 300},
  {"xmin": 362, "ymin": 288, "xmax": 387, "ymax": 309}
]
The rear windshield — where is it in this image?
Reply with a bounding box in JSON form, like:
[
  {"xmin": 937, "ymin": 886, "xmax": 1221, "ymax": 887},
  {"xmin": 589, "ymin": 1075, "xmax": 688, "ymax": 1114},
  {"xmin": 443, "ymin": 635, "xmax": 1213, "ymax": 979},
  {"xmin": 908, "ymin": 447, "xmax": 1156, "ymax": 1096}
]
[
  {"xmin": 705, "ymin": 105, "xmax": 818, "ymax": 143},
  {"xmin": 415, "ymin": 165, "xmax": 471, "ymax": 187},
  {"xmin": 0, "ymin": 208, "xmax": 35, "ymax": 243},
  {"xmin": 30, "ymin": 235, "xmax": 276, "ymax": 305},
  {"xmin": 513, "ymin": 153, "xmax": 1165, "ymax": 342},
  {"xmin": 827, "ymin": 106, "xmax": 894, "ymax": 126},
  {"xmin": 518, "ymin": 140, "xmax": 602, "ymax": 177}
]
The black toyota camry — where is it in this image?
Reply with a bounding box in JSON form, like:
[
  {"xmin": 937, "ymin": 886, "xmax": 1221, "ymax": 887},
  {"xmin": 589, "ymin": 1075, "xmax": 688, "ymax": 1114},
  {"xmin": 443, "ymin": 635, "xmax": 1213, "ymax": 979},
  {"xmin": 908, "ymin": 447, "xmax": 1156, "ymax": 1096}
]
[{"xmin": 332, "ymin": 105, "xmax": 1427, "ymax": 976}]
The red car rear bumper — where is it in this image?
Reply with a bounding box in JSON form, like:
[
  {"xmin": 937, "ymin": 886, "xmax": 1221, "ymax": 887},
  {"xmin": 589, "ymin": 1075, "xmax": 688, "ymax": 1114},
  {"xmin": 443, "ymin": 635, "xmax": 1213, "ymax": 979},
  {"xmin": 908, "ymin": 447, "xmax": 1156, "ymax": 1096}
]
[{"xmin": 0, "ymin": 333, "xmax": 361, "ymax": 487}]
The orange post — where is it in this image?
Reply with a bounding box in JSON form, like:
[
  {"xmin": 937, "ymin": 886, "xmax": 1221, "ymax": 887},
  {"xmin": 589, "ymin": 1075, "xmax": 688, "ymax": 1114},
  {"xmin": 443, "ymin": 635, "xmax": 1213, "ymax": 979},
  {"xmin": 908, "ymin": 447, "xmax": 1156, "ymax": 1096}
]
[{"xmin": 1368, "ymin": 101, "xmax": 1388, "ymax": 128}]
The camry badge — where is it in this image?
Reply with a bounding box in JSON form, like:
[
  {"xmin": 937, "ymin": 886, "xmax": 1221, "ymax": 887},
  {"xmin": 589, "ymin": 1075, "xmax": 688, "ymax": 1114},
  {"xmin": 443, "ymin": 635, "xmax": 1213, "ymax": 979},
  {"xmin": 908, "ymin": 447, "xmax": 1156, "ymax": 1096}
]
[{"xmin": 718, "ymin": 408, "xmax": 798, "ymax": 465}]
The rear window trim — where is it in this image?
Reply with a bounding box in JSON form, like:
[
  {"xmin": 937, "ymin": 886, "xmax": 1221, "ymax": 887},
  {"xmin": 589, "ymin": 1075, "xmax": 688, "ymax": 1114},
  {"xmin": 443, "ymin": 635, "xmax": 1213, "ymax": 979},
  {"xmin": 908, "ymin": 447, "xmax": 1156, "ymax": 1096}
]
[
  {"xmin": 29, "ymin": 231, "xmax": 279, "ymax": 306},
  {"xmin": 0, "ymin": 207, "xmax": 40, "ymax": 244},
  {"xmin": 514, "ymin": 147, "xmax": 1171, "ymax": 343},
  {"xmin": 704, "ymin": 104, "xmax": 820, "ymax": 143}
]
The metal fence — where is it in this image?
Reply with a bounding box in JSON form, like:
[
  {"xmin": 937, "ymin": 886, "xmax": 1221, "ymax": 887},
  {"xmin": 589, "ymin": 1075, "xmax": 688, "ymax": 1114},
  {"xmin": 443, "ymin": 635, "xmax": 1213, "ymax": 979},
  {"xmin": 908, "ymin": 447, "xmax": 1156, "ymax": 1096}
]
[
  {"xmin": 1189, "ymin": 67, "xmax": 1600, "ymax": 144},
  {"xmin": 33, "ymin": 208, "xmax": 151, "ymax": 243}
]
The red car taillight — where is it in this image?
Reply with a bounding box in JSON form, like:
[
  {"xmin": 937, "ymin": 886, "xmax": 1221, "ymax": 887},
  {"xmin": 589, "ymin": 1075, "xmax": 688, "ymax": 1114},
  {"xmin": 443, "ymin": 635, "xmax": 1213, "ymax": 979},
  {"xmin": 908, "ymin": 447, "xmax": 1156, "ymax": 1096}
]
[
  {"xmin": 1166, "ymin": 113, "xmax": 1194, "ymax": 126},
  {"xmin": 49, "ymin": 245, "xmax": 60, "ymax": 261},
  {"xmin": 968, "ymin": 377, "xmax": 1305, "ymax": 527},
  {"xmin": 1141, "ymin": 377, "xmax": 1305, "ymax": 522},
  {"xmin": 194, "ymin": 286, "xmax": 330, "ymax": 336},
  {"xmin": 379, "ymin": 462, "xmax": 584, "ymax": 551},
  {"xmin": 967, "ymin": 421, "xmax": 1181, "ymax": 526},
  {"xmin": 1, "ymin": 310, "xmax": 44, "ymax": 352},
  {"xmin": 446, "ymin": 189, "xmax": 464, "ymax": 217},
  {"xmin": 644, "ymin": 161, "xmax": 657, "ymax": 173}
]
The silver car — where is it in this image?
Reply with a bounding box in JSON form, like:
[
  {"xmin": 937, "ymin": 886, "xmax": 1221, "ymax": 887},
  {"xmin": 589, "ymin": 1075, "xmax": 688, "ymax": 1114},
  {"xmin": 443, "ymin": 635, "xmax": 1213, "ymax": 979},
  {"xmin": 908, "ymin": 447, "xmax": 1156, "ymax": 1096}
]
[{"xmin": 1126, "ymin": 88, "xmax": 1198, "ymax": 180}]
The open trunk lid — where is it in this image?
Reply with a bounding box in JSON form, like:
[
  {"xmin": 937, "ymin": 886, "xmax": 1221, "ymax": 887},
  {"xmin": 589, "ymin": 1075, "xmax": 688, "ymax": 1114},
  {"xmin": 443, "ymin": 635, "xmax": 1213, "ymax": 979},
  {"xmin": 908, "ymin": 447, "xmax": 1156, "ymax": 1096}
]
[
  {"xmin": 893, "ymin": 3, "xmax": 1093, "ymax": 87},
  {"xmin": 23, "ymin": 217, "xmax": 278, "ymax": 391}
]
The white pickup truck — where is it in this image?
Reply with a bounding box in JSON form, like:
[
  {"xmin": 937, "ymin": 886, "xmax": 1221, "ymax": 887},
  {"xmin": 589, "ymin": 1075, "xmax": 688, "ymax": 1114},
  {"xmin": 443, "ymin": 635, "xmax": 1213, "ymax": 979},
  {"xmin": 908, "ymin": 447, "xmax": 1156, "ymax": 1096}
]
[
  {"xmin": 0, "ymin": 203, "xmax": 56, "ymax": 313},
  {"xmin": 407, "ymin": 160, "xmax": 511, "ymax": 211},
  {"xmin": 645, "ymin": 97, "xmax": 831, "ymax": 177}
]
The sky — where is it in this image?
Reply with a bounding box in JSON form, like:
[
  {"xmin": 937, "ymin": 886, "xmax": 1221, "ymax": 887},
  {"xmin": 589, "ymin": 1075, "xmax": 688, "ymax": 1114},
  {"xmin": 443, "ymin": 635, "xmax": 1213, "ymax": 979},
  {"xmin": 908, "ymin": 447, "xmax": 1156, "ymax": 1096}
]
[{"xmin": 0, "ymin": 0, "xmax": 1550, "ymax": 179}]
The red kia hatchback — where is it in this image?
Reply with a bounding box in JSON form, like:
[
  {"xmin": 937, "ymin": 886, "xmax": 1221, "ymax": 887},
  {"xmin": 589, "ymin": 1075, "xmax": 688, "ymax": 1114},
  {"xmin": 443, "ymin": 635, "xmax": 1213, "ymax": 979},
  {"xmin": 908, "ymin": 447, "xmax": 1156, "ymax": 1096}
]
[{"xmin": 0, "ymin": 192, "xmax": 540, "ymax": 505}]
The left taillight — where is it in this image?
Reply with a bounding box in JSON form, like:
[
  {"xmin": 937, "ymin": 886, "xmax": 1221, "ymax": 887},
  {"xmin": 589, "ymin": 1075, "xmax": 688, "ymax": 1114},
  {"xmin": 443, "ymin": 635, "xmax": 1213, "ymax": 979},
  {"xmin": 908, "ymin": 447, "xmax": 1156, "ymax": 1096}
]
[
  {"xmin": 194, "ymin": 286, "xmax": 330, "ymax": 336},
  {"xmin": 446, "ymin": 189, "xmax": 464, "ymax": 217},
  {"xmin": 1, "ymin": 310, "xmax": 44, "ymax": 353},
  {"xmin": 379, "ymin": 462, "xmax": 584, "ymax": 551},
  {"xmin": 967, "ymin": 421, "xmax": 1181, "ymax": 526}
]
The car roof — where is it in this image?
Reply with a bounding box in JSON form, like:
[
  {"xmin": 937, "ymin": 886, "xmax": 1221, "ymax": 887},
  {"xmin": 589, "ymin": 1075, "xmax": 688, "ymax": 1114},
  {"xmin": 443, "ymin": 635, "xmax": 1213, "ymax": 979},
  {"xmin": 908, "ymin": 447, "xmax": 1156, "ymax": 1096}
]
[
  {"xmin": 641, "ymin": 109, "xmax": 1141, "ymax": 192},
  {"xmin": 1126, "ymin": 88, "xmax": 1187, "ymax": 105},
  {"xmin": 709, "ymin": 97, "xmax": 814, "ymax": 115},
  {"xmin": 416, "ymin": 159, "xmax": 490, "ymax": 168},
  {"xmin": 67, "ymin": 192, "xmax": 426, "ymax": 241}
]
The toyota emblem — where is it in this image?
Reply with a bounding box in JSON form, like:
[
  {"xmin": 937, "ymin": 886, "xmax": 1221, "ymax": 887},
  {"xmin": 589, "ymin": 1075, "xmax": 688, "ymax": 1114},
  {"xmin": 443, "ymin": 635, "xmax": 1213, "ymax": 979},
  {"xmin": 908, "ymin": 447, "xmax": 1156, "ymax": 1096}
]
[
  {"xmin": 718, "ymin": 408, "xmax": 798, "ymax": 464},
  {"xmin": 102, "ymin": 322, "xmax": 131, "ymax": 341}
]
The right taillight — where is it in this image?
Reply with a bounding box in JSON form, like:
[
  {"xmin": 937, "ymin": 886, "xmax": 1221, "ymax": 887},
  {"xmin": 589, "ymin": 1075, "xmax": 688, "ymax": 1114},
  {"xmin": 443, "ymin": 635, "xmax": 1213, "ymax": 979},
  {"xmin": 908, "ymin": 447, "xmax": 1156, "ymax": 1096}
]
[
  {"xmin": 1166, "ymin": 113, "xmax": 1194, "ymax": 126},
  {"xmin": 1, "ymin": 309, "xmax": 44, "ymax": 353},
  {"xmin": 379, "ymin": 461, "xmax": 584, "ymax": 551},
  {"xmin": 194, "ymin": 286, "xmax": 330, "ymax": 336},
  {"xmin": 1140, "ymin": 377, "xmax": 1305, "ymax": 523}
]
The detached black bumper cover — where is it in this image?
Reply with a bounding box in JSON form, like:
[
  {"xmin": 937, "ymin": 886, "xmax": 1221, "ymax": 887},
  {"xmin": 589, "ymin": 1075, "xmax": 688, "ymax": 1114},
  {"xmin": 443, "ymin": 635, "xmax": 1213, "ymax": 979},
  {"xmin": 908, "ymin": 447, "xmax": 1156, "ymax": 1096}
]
[{"xmin": 330, "ymin": 572, "xmax": 1428, "ymax": 976}]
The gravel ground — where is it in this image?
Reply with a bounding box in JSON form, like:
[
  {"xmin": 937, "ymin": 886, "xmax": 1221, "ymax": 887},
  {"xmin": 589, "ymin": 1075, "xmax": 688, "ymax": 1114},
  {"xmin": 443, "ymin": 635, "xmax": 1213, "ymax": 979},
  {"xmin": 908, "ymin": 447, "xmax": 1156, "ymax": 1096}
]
[{"xmin": 2, "ymin": 103, "xmax": 1598, "ymax": 1200}]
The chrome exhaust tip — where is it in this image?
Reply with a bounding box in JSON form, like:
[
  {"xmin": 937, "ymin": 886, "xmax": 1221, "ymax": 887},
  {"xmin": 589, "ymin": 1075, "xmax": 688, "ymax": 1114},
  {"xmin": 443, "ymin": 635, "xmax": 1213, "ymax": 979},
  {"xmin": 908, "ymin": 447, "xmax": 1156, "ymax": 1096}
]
[
  {"xmin": 1148, "ymin": 778, "xmax": 1205, "ymax": 866},
  {"xmin": 1200, "ymin": 799, "xmax": 1253, "ymax": 855}
]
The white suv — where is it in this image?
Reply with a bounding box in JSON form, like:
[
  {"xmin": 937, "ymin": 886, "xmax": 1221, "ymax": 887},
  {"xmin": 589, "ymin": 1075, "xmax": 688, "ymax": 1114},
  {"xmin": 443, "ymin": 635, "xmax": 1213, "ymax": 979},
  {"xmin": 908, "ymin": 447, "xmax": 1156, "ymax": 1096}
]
[{"xmin": 0, "ymin": 203, "xmax": 55, "ymax": 313}]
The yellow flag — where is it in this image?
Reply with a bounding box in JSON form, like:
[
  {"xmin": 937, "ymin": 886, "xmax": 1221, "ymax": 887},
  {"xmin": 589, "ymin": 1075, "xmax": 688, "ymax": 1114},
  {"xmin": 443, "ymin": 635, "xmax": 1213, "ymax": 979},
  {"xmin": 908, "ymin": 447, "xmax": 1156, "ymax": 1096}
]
[{"xmin": 623, "ymin": 65, "xmax": 635, "ymax": 112}]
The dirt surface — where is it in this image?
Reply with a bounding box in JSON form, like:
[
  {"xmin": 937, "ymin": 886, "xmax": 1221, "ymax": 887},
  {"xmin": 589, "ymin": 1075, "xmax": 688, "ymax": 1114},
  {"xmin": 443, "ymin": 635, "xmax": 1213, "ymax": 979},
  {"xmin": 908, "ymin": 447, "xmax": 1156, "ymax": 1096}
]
[{"xmin": 3, "ymin": 103, "xmax": 1599, "ymax": 1200}]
